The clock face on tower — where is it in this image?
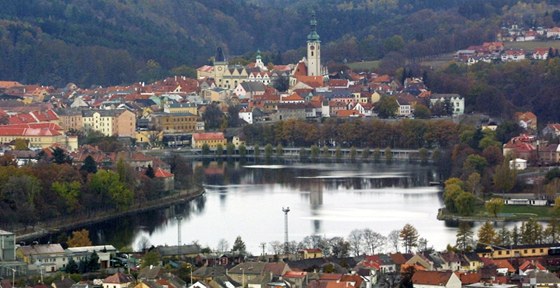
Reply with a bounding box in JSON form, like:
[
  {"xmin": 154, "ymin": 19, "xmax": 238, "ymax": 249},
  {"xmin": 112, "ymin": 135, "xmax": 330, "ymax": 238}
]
[
  {"xmin": 217, "ymin": 66, "xmax": 223, "ymax": 71},
  {"xmin": 310, "ymin": 45, "xmax": 315, "ymax": 50}
]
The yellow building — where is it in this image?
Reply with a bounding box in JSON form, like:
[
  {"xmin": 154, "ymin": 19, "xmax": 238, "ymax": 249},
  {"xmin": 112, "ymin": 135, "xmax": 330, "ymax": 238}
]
[
  {"xmin": 82, "ymin": 109, "xmax": 136, "ymax": 137},
  {"xmin": 165, "ymin": 102, "xmax": 198, "ymax": 115},
  {"xmin": 0, "ymin": 123, "xmax": 78, "ymax": 151},
  {"xmin": 192, "ymin": 132, "xmax": 226, "ymax": 149},
  {"xmin": 56, "ymin": 109, "xmax": 84, "ymax": 131},
  {"xmin": 151, "ymin": 112, "xmax": 198, "ymax": 132}
]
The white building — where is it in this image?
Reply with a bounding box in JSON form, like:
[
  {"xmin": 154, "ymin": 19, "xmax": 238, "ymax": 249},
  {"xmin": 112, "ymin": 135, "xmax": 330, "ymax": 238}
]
[{"xmin": 430, "ymin": 94, "xmax": 465, "ymax": 116}]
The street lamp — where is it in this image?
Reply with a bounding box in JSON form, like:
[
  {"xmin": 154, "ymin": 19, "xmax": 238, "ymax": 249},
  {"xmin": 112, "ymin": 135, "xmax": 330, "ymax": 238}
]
[
  {"xmin": 282, "ymin": 207, "xmax": 290, "ymax": 256},
  {"xmin": 10, "ymin": 268, "xmax": 16, "ymax": 288}
]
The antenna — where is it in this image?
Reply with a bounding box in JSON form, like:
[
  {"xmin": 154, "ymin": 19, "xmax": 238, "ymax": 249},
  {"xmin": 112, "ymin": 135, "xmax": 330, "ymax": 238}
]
[{"xmin": 282, "ymin": 207, "xmax": 291, "ymax": 255}]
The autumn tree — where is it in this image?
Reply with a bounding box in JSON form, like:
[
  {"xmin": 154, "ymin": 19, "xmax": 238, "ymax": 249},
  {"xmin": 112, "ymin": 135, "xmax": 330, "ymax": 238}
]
[
  {"xmin": 400, "ymin": 223, "xmax": 419, "ymax": 253},
  {"xmin": 477, "ymin": 221, "xmax": 497, "ymax": 246},
  {"xmin": 493, "ymin": 159, "xmax": 517, "ymax": 195},
  {"xmin": 67, "ymin": 229, "xmax": 93, "ymax": 247},
  {"xmin": 485, "ymin": 198, "xmax": 504, "ymax": 217}
]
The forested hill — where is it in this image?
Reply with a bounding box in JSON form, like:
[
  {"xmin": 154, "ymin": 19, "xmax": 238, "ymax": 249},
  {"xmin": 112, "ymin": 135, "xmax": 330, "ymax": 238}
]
[{"xmin": 1, "ymin": 0, "xmax": 560, "ymax": 87}]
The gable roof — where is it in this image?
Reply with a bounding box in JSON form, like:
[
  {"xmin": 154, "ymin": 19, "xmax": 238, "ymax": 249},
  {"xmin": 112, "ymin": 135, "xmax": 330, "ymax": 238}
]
[
  {"xmin": 411, "ymin": 271, "xmax": 454, "ymax": 286},
  {"xmin": 104, "ymin": 272, "xmax": 135, "ymax": 284}
]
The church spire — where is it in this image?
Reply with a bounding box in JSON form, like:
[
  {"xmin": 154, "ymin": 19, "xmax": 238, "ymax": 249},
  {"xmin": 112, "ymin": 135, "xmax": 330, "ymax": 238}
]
[{"xmin": 307, "ymin": 11, "xmax": 320, "ymax": 42}]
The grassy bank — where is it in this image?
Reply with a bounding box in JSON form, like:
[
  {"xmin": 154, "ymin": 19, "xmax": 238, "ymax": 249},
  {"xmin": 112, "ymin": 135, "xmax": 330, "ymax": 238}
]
[{"xmin": 438, "ymin": 203, "xmax": 555, "ymax": 222}]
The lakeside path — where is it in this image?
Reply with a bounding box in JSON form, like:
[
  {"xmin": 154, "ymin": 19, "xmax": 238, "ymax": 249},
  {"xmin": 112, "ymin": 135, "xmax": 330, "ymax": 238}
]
[{"xmin": 14, "ymin": 187, "xmax": 204, "ymax": 242}]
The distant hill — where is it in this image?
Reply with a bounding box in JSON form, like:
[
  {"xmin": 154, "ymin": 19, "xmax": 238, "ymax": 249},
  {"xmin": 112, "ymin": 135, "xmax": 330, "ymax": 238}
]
[{"xmin": 0, "ymin": 0, "xmax": 559, "ymax": 87}]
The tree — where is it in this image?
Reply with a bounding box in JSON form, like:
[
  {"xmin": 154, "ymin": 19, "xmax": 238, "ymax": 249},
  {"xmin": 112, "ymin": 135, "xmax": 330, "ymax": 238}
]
[
  {"xmin": 413, "ymin": 104, "xmax": 431, "ymax": 119},
  {"xmin": 201, "ymin": 143, "xmax": 210, "ymax": 155},
  {"xmin": 232, "ymin": 236, "xmax": 246, "ymax": 253},
  {"xmin": 145, "ymin": 164, "xmax": 155, "ymax": 178},
  {"xmin": 385, "ymin": 147, "xmax": 393, "ymax": 163},
  {"xmin": 455, "ymin": 191, "xmax": 476, "ymax": 216},
  {"xmin": 226, "ymin": 142, "xmax": 235, "ymax": 156},
  {"xmin": 465, "ymin": 172, "xmax": 482, "ymax": 196},
  {"xmin": 216, "ymin": 144, "xmax": 224, "ymax": 156},
  {"xmin": 217, "ymin": 239, "xmax": 229, "ymax": 252},
  {"xmin": 80, "ymin": 155, "xmax": 98, "ymax": 174},
  {"xmin": 264, "ymin": 144, "xmax": 273, "ymax": 162},
  {"xmin": 485, "ymin": 198, "xmax": 504, "ymax": 217},
  {"xmin": 493, "ymin": 159, "xmax": 517, "ymax": 194},
  {"xmin": 239, "ymin": 144, "xmax": 247, "ymax": 157},
  {"xmin": 348, "ymin": 229, "xmax": 363, "ymax": 256},
  {"xmin": 52, "ymin": 147, "xmax": 72, "ymax": 164},
  {"xmin": 400, "ymin": 224, "xmax": 419, "ymax": 253},
  {"xmin": 276, "ymin": 144, "xmax": 284, "ymax": 157},
  {"xmin": 477, "ymin": 221, "xmax": 497, "ymax": 246},
  {"xmin": 388, "ymin": 230, "xmax": 400, "ymax": 252},
  {"xmin": 376, "ymin": 96, "xmax": 398, "ymax": 119},
  {"xmin": 65, "ymin": 258, "xmax": 79, "ymax": 273},
  {"xmin": 362, "ymin": 229, "xmax": 386, "ymax": 254},
  {"xmin": 141, "ymin": 250, "xmax": 160, "ymax": 268},
  {"xmin": 67, "ymin": 229, "xmax": 93, "ymax": 247},
  {"xmin": 456, "ymin": 222, "xmax": 473, "ymax": 251}
]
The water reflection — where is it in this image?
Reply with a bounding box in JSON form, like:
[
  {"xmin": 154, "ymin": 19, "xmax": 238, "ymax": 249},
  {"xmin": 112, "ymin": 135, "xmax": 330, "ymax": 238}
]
[{"xmin": 75, "ymin": 161, "xmax": 453, "ymax": 253}]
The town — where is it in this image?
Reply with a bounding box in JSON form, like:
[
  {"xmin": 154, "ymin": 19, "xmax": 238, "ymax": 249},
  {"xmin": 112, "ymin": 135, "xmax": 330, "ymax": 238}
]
[{"xmin": 2, "ymin": 4, "xmax": 560, "ymax": 288}]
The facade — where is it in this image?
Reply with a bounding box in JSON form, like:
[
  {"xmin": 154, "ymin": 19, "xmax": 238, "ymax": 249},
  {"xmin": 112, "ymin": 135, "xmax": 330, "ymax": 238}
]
[
  {"xmin": 429, "ymin": 94, "xmax": 465, "ymax": 116},
  {"xmin": 18, "ymin": 244, "xmax": 67, "ymax": 273},
  {"xmin": 164, "ymin": 103, "xmax": 198, "ymax": 115},
  {"xmin": 0, "ymin": 123, "xmax": 78, "ymax": 151},
  {"xmin": 0, "ymin": 229, "xmax": 15, "ymax": 261},
  {"xmin": 65, "ymin": 245, "xmax": 117, "ymax": 269},
  {"xmin": 82, "ymin": 109, "xmax": 136, "ymax": 137},
  {"xmin": 56, "ymin": 109, "xmax": 84, "ymax": 131},
  {"xmin": 191, "ymin": 132, "xmax": 226, "ymax": 149},
  {"xmin": 151, "ymin": 112, "xmax": 198, "ymax": 132}
]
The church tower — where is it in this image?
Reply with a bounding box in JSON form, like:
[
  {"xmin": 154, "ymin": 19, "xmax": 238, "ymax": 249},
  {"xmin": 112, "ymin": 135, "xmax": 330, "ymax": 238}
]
[
  {"xmin": 306, "ymin": 11, "xmax": 321, "ymax": 76},
  {"xmin": 213, "ymin": 47, "xmax": 228, "ymax": 88}
]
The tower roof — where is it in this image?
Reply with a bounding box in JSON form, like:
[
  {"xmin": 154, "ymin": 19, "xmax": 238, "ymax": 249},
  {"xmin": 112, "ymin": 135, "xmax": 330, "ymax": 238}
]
[
  {"xmin": 215, "ymin": 47, "xmax": 225, "ymax": 62},
  {"xmin": 307, "ymin": 11, "xmax": 320, "ymax": 42}
]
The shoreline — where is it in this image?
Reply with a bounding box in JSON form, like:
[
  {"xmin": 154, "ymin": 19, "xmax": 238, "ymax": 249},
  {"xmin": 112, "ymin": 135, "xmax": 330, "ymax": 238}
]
[{"xmin": 14, "ymin": 187, "xmax": 205, "ymax": 243}]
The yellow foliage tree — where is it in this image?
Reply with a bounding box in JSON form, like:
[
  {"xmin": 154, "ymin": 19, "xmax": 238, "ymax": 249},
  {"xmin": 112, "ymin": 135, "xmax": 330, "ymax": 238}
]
[{"xmin": 67, "ymin": 229, "xmax": 93, "ymax": 247}]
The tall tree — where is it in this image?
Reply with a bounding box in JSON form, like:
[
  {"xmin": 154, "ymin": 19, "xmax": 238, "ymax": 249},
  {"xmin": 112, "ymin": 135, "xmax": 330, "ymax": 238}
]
[
  {"xmin": 80, "ymin": 155, "xmax": 98, "ymax": 174},
  {"xmin": 362, "ymin": 229, "xmax": 386, "ymax": 255},
  {"xmin": 477, "ymin": 221, "xmax": 497, "ymax": 246},
  {"xmin": 456, "ymin": 222, "xmax": 473, "ymax": 251},
  {"xmin": 348, "ymin": 229, "xmax": 364, "ymax": 256},
  {"xmin": 493, "ymin": 159, "xmax": 517, "ymax": 195},
  {"xmin": 232, "ymin": 236, "xmax": 246, "ymax": 253},
  {"xmin": 399, "ymin": 224, "xmax": 419, "ymax": 253}
]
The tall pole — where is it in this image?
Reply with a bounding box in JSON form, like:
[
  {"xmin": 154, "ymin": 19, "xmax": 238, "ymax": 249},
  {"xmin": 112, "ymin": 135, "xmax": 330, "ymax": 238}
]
[
  {"xmin": 177, "ymin": 216, "xmax": 183, "ymax": 256},
  {"xmin": 11, "ymin": 268, "xmax": 16, "ymax": 288},
  {"xmin": 282, "ymin": 207, "xmax": 290, "ymax": 255}
]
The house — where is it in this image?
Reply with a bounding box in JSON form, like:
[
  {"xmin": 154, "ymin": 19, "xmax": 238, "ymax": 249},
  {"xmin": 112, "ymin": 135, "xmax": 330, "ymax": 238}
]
[
  {"xmin": 299, "ymin": 249, "xmax": 323, "ymax": 259},
  {"xmin": 516, "ymin": 111, "xmax": 538, "ymax": 131},
  {"xmin": 154, "ymin": 167, "xmax": 175, "ymax": 192},
  {"xmin": 282, "ymin": 271, "xmax": 307, "ymax": 288},
  {"xmin": 411, "ymin": 271, "xmax": 461, "ymax": 288},
  {"xmin": 543, "ymin": 123, "xmax": 560, "ymax": 138},
  {"xmin": 0, "ymin": 229, "xmax": 15, "ymax": 261},
  {"xmin": 151, "ymin": 112, "xmax": 198, "ymax": 132},
  {"xmin": 522, "ymin": 270, "xmax": 560, "ymax": 287},
  {"xmin": 191, "ymin": 132, "xmax": 226, "ymax": 149},
  {"xmin": 18, "ymin": 244, "xmax": 67, "ymax": 273},
  {"xmin": 234, "ymin": 82, "xmax": 266, "ymax": 99},
  {"xmin": 103, "ymin": 273, "xmax": 136, "ymax": 288},
  {"xmin": 82, "ymin": 109, "xmax": 136, "ymax": 137},
  {"xmin": 532, "ymin": 48, "xmax": 549, "ymax": 60},
  {"xmin": 0, "ymin": 123, "xmax": 78, "ymax": 151},
  {"xmin": 539, "ymin": 144, "xmax": 560, "ymax": 164},
  {"xmin": 501, "ymin": 49, "xmax": 526, "ymax": 62},
  {"xmin": 52, "ymin": 278, "xmax": 76, "ymax": 288},
  {"xmin": 429, "ymin": 94, "xmax": 465, "ymax": 116},
  {"xmin": 65, "ymin": 245, "xmax": 118, "ymax": 269},
  {"xmin": 395, "ymin": 93, "xmax": 417, "ymax": 117},
  {"xmin": 509, "ymin": 158, "xmax": 527, "ymax": 170}
]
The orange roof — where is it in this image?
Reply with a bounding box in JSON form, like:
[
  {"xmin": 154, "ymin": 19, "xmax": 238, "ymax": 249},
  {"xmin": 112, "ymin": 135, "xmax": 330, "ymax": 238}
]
[
  {"xmin": 336, "ymin": 110, "xmax": 362, "ymax": 117},
  {"xmin": 283, "ymin": 93, "xmax": 304, "ymax": 102},
  {"xmin": 283, "ymin": 271, "xmax": 307, "ymax": 279},
  {"xmin": 457, "ymin": 272, "xmax": 481, "ymax": 285},
  {"xmin": 295, "ymin": 75, "xmax": 324, "ymax": 88},
  {"xmin": 0, "ymin": 81, "xmax": 23, "ymax": 88},
  {"xmin": 493, "ymin": 259, "xmax": 515, "ymax": 273},
  {"xmin": 154, "ymin": 167, "xmax": 173, "ymax": 178},
  {"xmin": 319, "ymin": 274, "xmax": 343, "ymax": 281},
  {"xmin": 412, "ymin": 271, "xmax": 453, "ymax": 285}
]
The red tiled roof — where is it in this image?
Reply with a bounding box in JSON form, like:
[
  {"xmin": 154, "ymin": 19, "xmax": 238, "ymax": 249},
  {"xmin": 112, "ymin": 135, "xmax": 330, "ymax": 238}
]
[
  {"xmin": 154, "ymin": 167, "xmax": 173, "ymax": 178},
  {"xmin": 103, "ymin": 272, "xmax": 135, "ymax": 284},
  {"xmin": 457, "ymin": 272, "xmax": 481, "ymax": 285},
  {"xmin": 283, "ymin": 271, "xmax": 307, "ymax": 279},
  {"xmin": 412, "ymin": 271, "xmax": 453, "ymax": 286},
  {"xmin": 193, "ymin": 132, "xmax": 225, "ymax": 141},
  {"xmin": 319, "ymin": 274, "xmax": 343, "ymax": 281}
]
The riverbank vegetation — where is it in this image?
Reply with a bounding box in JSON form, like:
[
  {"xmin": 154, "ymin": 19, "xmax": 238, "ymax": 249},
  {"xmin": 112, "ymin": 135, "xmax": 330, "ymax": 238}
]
[{"xmin": 0, "ymin": 149, "xmax": 194, "ymax": 230}]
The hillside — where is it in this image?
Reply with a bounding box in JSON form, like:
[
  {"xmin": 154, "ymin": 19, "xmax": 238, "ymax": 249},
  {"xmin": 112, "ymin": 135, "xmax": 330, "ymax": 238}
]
[{"xmin": 1, "ymin": 0, "xmax": 559, "ymax": 87}]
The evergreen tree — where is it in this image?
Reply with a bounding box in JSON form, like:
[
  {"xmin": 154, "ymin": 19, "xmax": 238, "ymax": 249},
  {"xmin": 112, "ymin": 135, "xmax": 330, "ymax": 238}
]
[
  {"xmin": 145, "ymin": 164, "xmax": 155, "ymax": 178},
  {"xmin": 232, "ymin": 236, "xmax": 246, "ymax": 253},
  {"xmin": 80, "ymin": 155, "xmax": 98, "ymax": 174},
  {"xmin": 399, "ymin": 223, "xmax": 419, "ymax": 253},
  {"xmin": 455, "ymin": 222, "xmax": 473, "ymax": 251}
]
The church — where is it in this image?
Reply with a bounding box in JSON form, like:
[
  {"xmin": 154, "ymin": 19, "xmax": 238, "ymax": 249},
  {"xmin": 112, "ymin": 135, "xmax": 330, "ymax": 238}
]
[{"xmin": 197, "ymin": 12, "xmax": 327, "ymax": 91}]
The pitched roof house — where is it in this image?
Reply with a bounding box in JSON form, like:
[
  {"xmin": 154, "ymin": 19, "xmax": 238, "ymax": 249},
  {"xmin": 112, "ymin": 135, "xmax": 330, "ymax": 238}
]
[{"xmin": 411, "ymin": 271, "xmax": 461, "ymax": 288}]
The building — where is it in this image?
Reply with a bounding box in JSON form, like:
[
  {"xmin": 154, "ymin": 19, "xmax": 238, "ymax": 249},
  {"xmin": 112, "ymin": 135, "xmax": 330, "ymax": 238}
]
[
  {"xmin": 103, "ymin": 272, "xmax": 136, "ymax": 288},
  {"xmin": 151, "ymin": 112, "xmax": 198, "ymax": 132},
  {"xmin": 0, "ymin": 229, "xmax": 15, "ymax": 261},
  {"xmin": 0, "ymin": 123, "xmax": 78, "ymax": 151},
  {"xmin": 18, "ymin": 244, "xmax": 67, "ymax": 273},
  {"xmin": 82, "ymin": 109, "xmax": 136, "ymax": 137},
  {"xmin": 411, "ymin": 271, "xmax": 461, "ymax": 288},
  {"xmin": 191, "ymin": 132, "xmax": 226, "ymax": 149},
  {"xmin": 429, "ymin": 94, "xmax": 465, "ymax": 116},
  {"xmin": 56, "ymin": 109, "xmax": 84, "ymax": 132},
  {"xmin": 65, "ymin": 245, "xmax": 117, "ymax": 269}
]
